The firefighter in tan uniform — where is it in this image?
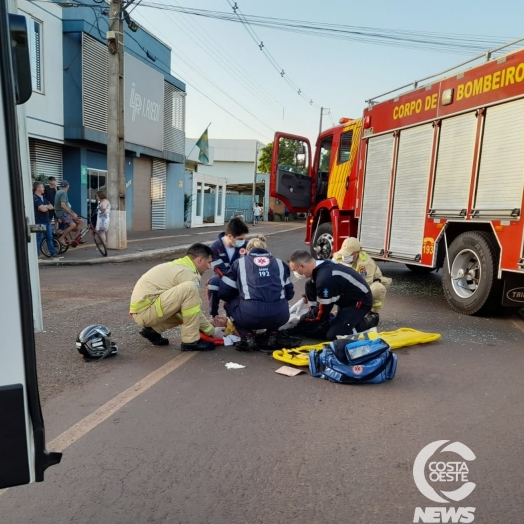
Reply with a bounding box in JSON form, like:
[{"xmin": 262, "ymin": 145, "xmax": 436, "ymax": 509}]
[
  {"xmin": 130, "ymin": 243, "xmax": 219, "ymax": 351},
  {"xmin": 333, "ymin": 237, "xmax": 392, "ymax": 313}
]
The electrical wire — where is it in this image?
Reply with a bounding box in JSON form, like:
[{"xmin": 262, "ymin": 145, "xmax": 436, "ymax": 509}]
[
  {"xmin": 136, "ymin": 0, "xmax": 309, "ymax": 130},
  {"xmin": 225, "ymin": 0, "xmax": 320, "ymax": 108}
]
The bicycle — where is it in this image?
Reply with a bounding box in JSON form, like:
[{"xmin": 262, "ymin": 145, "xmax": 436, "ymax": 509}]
[{"xmin": 40, "ymin": 213, "xmax": 107, "ymax": 257}]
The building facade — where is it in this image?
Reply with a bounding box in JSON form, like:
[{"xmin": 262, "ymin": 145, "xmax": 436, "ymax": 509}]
[{"xmin": 21, "ymin": 0, "xmax": 187, "ymax": 231}]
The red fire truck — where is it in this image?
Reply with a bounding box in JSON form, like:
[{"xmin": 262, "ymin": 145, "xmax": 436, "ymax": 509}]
[{"xmin": 270, "ymin": 39, "xmax": 524, "ymax": 315}]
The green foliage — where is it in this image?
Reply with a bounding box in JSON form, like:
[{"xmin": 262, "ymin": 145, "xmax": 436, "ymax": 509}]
[{"xmin": 258, "ymin": 139, "xmax": 308, "ymax": 174}]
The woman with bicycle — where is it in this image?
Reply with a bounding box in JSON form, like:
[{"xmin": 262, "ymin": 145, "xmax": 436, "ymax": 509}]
[{"xmin": 95, "ymin": 191, "xmax": 111, "ymax": 243}]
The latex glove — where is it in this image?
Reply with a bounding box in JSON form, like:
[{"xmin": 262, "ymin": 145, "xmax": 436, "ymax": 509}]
[
  {"xmin": 289, "ymin": 298, "xmax": 305, "ymax": 315},
  {"xmin": 214, "ymin": 327, "xmax": 225, "ymax": 339}
]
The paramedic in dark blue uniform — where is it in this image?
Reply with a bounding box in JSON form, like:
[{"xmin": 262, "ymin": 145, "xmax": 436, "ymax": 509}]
[
  {"xmin": 207, "ymin": 217, "xmax": 249, "ymax": 317},
  {"xmin": 287, "ymin": 250, "xmax": 372, "ymax": 340},
  {"xmin": 218, "ymin": 236, "xmax": 294, "ymax": 351}
]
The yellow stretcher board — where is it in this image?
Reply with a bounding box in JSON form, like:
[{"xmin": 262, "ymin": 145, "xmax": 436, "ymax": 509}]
[{"xmin": 273, "ymin": 328, "xmax": 441, "ymax": 367}]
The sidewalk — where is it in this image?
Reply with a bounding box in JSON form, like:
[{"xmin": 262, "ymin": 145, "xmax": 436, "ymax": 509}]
[{"xmin": 39, "ymin": 221, "xmax": 306, "ymax": 266}]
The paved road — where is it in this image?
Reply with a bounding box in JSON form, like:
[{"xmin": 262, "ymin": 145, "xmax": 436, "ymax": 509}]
[{"xmin": 2, "ymin": 230, "xmax": 523, "ymax": 523}]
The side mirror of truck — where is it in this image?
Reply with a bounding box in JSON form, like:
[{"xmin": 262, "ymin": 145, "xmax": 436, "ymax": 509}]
[{"xmin": 9, "ymin": 14, "xmax": 32, "ymax": 105}]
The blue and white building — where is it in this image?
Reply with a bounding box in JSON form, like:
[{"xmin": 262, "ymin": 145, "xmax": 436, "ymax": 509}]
[{"xmin": 20, "ymin": 0, "xmax": 187, "ymax": 231}]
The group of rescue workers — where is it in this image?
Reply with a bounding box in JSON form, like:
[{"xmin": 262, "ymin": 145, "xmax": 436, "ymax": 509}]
[{"xmin": 129, "ymin": 218, "xmax": 392, "ymax": 352}]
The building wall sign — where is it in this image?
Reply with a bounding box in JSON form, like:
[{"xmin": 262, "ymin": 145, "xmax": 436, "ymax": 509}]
[{"xmin": 124, "ymin": 54, "xmax": 164, "ymax": 151}]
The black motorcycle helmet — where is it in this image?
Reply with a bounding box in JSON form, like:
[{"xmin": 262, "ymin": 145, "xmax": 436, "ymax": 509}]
[{"xmin": 76, "ymin": 325, "xmax": 118, "ymax": 360}]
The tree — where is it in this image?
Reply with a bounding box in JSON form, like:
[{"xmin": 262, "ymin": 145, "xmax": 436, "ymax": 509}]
[{"xmin": 258, "ymin": 139, "xmax": 307, "ymax": 174}]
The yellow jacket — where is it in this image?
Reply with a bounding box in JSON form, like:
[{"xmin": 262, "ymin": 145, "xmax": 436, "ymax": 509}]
[
  {"xmin": 130, "ymin": 256, "xmax": 213, "ymax": 335},
  {"xmin": 334, "ymin": 251, "xmax": 392, "ymax": 287}
]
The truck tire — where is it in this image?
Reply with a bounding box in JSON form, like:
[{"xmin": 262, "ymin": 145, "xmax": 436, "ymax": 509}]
[
  {"xmin": 311, "ymin": 223, "xmax": 333, "ymax": 260},
  {"xmin": 405, "ymin": 264, "xmax": 436, "ymax": 274},
  {"xmin": 442, "ymin": 231, "xmax": 501, "ymax": 315}
]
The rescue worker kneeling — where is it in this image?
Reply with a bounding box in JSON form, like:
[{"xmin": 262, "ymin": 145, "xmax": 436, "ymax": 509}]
[
  {"xmin": 287, "ymin": 250, "xmax": 372, "ymax": 340},
  {"xmin": 218, "ymin": 236, "xmax": 295, "ymax": 351},
  {"xmin": 333, "ymin": 237, "xmax": 392, "ymax": 314},
  {"xmin": 130, "ymin": 243, "xmax": 218, "ymax": 351}
]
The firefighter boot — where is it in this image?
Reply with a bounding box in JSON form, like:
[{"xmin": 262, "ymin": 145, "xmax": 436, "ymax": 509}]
[
  {"xmin": 139, "ymin": 327, "xmax": 169, "ymax": 346},
  {"xmin": 181, "ymin": 339, "xmax": 216, "ymax": 351}
]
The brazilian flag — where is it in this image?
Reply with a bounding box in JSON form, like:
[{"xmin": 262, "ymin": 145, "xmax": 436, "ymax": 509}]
[{"xmin": 195, "ymin": 128, "xmax": 210, "ymax": 165}]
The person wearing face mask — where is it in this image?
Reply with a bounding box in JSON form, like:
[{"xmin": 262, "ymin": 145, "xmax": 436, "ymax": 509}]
[
  {"xmin": 218, "ymin": 236, "xmax": 294, "ymax": 351},
  {"xmin": 287, "ymin": 250, "xmax": 373, "ymax": 340},
  {"xmin": 207, "ymin": 217, "xmax": 250, "ymax": 318},
  {"xmin": 333, "ymin": 237, "xmax": 392, "ymax": 314}
]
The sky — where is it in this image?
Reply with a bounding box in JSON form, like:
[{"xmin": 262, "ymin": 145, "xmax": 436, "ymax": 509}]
[{"xmin": 132, "ymin": 0, "xmax": 524, "ymax": 145}]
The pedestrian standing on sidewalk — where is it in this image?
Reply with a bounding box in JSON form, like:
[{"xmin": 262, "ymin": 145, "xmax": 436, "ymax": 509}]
[
  {"xmin": 284, "ymin": 206, "xmax": 290, "ymax": 221},
  {"xmin": 95, "ymin": 190, "xmax": 111, "ymax": 243},
  {"xmin": 44, "ymin": 176, "xmax": 58, "ymax": 225},
  {"xmin": 253, "ymin": 203, "xmax": 262, "ymax": 224},
  {"xmin": 33, "ymin": 182, "xmax": 59, "ymax": 259},
  {"xmin": 130, "ymin": 243, "xmax": 224, "ymax": 351}
]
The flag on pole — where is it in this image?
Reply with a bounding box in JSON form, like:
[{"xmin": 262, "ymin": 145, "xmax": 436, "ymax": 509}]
[{"xmin": 195, "ymin": 128, "xmax": 210, "ymax": 165}]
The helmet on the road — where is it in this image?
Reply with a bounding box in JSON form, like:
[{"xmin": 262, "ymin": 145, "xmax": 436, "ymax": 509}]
[{"xmin": 76, "ymin": 325, "xmax": 118, "ymax": 360}]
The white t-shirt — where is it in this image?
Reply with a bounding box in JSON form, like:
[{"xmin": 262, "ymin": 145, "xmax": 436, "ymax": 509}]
[{"xmin": 254, "ymin": 206, "xmax": 262, "ymax": 217}]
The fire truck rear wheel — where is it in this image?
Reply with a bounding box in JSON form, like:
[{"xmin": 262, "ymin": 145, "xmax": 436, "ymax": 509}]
[
  {"xmin": 311, "ymin": 223, "xmax": 333, "ymax": 260},
  {"xmin": 442, "ymin": 231, "xmax": 501, "ymax": 315}
]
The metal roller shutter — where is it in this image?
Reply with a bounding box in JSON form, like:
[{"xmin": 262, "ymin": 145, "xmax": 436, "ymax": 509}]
[
  {"xmin": 475, "ymin": 98, "xmax": 524, "ymax": 215},
  {"xmin": 82, "ymin": 33, "xmax": 108, "ymax": 133},
  {"xmin": 151, "ymin": 159, "xmax": 166, "ymax": 230},
  {"xmin": 432, "ymin": 112, "xmax": 477, "ymax": 216},
  {"xmin": 389, "ymin": 124, "xmax": 434, "ymax": 259},
  {"xmin": 29, "ymin": 138, "xmax": 62, "ymax": 182},
  {"xmin": 359, "ymin": 133, "xmax": 395, "ymax": 254}
]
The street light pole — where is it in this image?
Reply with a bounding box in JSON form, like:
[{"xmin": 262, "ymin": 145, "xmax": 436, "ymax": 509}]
[
  {"xmin": 319, "ymin": 106, "xmax": 323, "ymax": 134},
  {"xmin": 106, "ymin": 0, "xmax": 127, "ymax": 249}
]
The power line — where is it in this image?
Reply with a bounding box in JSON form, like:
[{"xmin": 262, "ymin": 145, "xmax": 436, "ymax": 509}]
[
  {"xmin": 135, "ymin": 0, "xmax": 309, "ymax": 131},
  {"xmin": 225, "ymin": 0, "xmax": 320, "ymax": 108}
]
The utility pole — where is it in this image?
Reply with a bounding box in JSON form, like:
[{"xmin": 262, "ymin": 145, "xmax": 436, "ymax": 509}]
[
  {"xmin": 319, "ymin": 106, "xmax": 323, "ymax": 134},
  {"xmin": 106, "ymin": 0, "xmax": 127, "ymax": 249},
  {"xmin": 251, "ymin": 141, "xmax": 259, "ymax": 225}
]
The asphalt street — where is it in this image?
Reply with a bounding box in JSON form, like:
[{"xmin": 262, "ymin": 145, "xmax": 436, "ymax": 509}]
[{"xmin": 2, "ymin": 229, "xmax": 523, "ymax": 524}]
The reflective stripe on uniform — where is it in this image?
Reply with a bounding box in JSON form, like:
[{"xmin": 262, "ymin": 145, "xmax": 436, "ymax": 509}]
[
  {"xmin": 373, "ymin": 300, "xmax": 383, "ymax": 308},
  {"xmin": 203, "ymin": 324, "xmax": 214, "ymax": 335},
  {"xmin": 318, "ymin": 295, "xmax": 341, "ymax": 305},
  {"xmin": 167, "ymin": 256, "xmax": 198, "ymax": 274},
  {"xmin": 276, "ymin": 258, "xmax": 286, "ymax": 299},
  {"xmin": 129, "ymin": 297, "xmax": 152, "ymax": 312},
  {"xmin": 182, "ymin": 305, "xmax": 201, "ymax": 317},
  {"xmin": 332, "ymin": 270, "xmax": 369, "ymax": 293},
  {"xmin": 222, "ymin": 276, "xmax": 237, "ymax": 289},
  {"xmin": 238, "ymin": 257, "xmax": 250, "ymax": 299},
  {"xmin": 211, "ymin": 259, "xmax": 224, "ymax": 268},
  {"xmin": 207, "ymin": 284, "xmax": 219, "ymax": 291},
  {"xmin": 154, "ymin": 297, "xmax": 163, "ymax": 317}
]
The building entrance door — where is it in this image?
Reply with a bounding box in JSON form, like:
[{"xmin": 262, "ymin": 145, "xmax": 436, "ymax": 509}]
[{"xmin": 87, "ymin": 169, "xmax": 107, "ymax": 226}]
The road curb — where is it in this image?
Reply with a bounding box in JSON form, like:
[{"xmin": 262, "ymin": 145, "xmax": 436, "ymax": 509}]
[{"xmin": 39, "ymin": 227, "xmax": 304, "ymax": 267}]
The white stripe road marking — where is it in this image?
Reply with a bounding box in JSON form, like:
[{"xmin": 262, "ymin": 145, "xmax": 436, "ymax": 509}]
[{"xmin": 0, "ymin": 351, "xmax": 197, "ymax": 498}]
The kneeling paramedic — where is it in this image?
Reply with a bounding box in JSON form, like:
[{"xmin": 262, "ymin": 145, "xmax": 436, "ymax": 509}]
[
  {"xmin": 207, "ymin": 217, "xmax": 249, "ymax": 318},
  {"xmin": 287, "ymin": 250, "xmax": 372, "ymax": 340},
  {"xmin": 218, "ymin": 236, "xmax": 295, "ymax": 351},
  {"xmin": 130, "ymin": 243, "xmax": 218, "ymax": 351},
  {"xmin": 333, "ymin": 237, "xmax": 392, "ymax": 313}
]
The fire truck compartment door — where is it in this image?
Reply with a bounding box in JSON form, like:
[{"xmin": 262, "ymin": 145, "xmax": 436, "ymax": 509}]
[
  {"xmin": 389, "ymin": 124, "xmax": 434, "ymax": 260},
  {"xmin": 359, "ymin": 133, "xmax": 395, "ymax": 255},
  {"xmin": 271, "ymin": 133, "xmax": 312, "ymax": 212},
  {"xmin": 432, "ymin": 112, "xmax": 477, "ymax": 216},
  {"xmin": 474, "ymin": 98, "xmax": 524, "ymax": 216}
]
